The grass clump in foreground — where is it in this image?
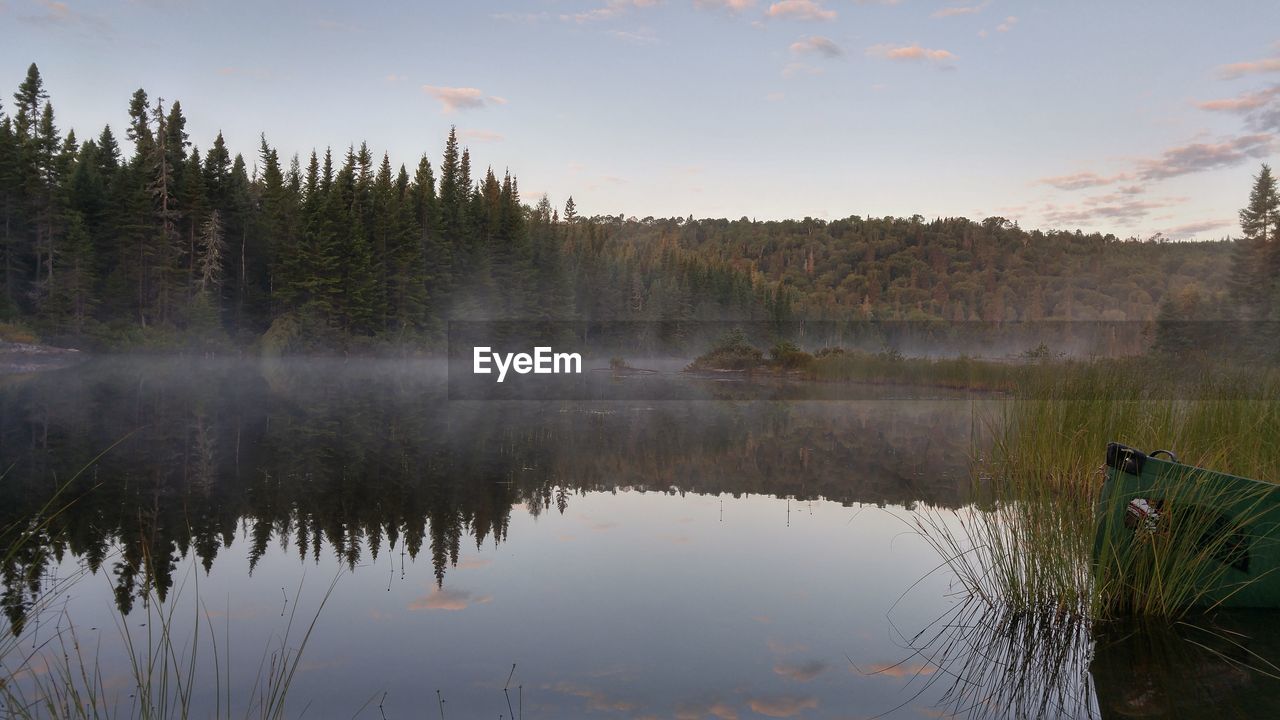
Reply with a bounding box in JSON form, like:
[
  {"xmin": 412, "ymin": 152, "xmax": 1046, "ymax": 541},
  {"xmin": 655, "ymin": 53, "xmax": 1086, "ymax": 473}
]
[
  {"xmin": 0, "ymin": 451, "xmax": 339, "ymax": 719},
  {"xmin": 1, "ymin": 563, "xmax": 337, "ymax": 720},
  {"xmin": 919, "ymin": 359, "xmax": 1280, "ymax": 621}
]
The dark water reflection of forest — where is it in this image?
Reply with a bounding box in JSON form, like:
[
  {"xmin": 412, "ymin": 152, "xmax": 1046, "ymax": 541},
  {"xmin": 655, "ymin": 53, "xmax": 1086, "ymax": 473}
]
[{"xmin": 0, "ymin": 359, "xmax": 1276, "ymax": 718}]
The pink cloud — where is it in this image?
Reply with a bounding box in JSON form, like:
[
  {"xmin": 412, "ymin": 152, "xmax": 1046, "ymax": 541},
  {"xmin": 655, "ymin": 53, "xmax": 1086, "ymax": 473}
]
[
  {"xmin": 1137, "ymin": 133, "xmax": 1273, "ymax": 180},
  {"xmin": 932, "ymin": 1, "xmax": 988, "ymax": 18},
  {"xmin": 1196, "ymin": 86, "xmax": 1280, "ymax": 113},
  {"xmin": 695, "ymin": 0, "xmax": 756, "ymax": 10},
  {"xmin": 766, "ymin": 1, "xmax": 836, "ymax": 21},
  {"xmin": 1037, "ymin": 171, "xmax": 1131, "ymax": 191},
  {"xmin": 1218, "ymin": 57, "xmax": 1280, "ymax": 80},
  {"xmin": 561, "ymin": 0, "xmax": 659, "ymax": 23},
  {"xmin": 867, "ymin": 43, "xmax": 956, "ymax": 65},
  {"xmin": 422, "ymin": 86, "xmax": 505, "ymax": 113}
]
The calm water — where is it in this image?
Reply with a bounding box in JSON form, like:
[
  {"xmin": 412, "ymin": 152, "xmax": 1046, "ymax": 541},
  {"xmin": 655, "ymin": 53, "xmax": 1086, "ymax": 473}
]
[{"xmin": 1, "ymin": 359, "xmax": 1277, "ymax": 718}]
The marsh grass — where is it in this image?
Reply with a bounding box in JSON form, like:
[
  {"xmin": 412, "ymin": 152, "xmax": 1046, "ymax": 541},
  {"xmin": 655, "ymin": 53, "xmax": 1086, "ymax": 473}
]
[
  {"xmin": 918, "ymin": 360, "xmax": 1280, "ymax": 620},
  {"xmin": 1, "ymin": 562, "xmax": 338, "ymax": 719}
]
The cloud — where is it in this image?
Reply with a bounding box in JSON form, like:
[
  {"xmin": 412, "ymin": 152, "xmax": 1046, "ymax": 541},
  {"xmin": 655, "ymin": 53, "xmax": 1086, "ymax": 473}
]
[
  {"xmin": 1163, "ymin": 219, "xmax": 1232, "ymax": 237},
  {"xmin": 766, "ymin": 1, "xmax": 836, "ymax": 21},
  {"xmin": 996, "ymin": 15, "xmax": 1017, "ymax": 32},
  {"xmin": 19, "ymin": 0, "xmax": 110, "ymax": 32},
  {"xmin": 773, "ymin": 660, "xmax": 828, "ymax": 682},
  {"xmin": 422, "ymin": 85, "xmax": 506, "ymax": 113},
  {"xmin": 561, "ymin": 0, "xmax": 659, "ymax": 23},
  {"xmin": 1218, "ymin": 57, "xmax": 1280, "ymax": 80},
  {"xmin": 1037, "ymin": 171, "xmax": 1131, "ymax": 191},
  {"xmin": 867, "ymin": 43, "xmax": 956, "ymax": 65},
  {"xmin": 765, "ymin": 91, "xmax": 786, "ymax": 102},
  {"xmin": 746, "ymin": 695, "xmax": 819, "ymax": 718},
  {"xmin": 789, "ymin": 35, "xmax": 842, "ymax": 57},
  {"xmin": 694, "ymin": 0, "xmax": 756, "ymax": 10},
  {"xmin": 1042, "ymin": 194, "xmax": 1185, "ymax": 227},
  {"xmin": 1137, "ymin": 133, "xmax": 1273, "ymax": 180},
  {"xmin": 932, "ymin": 1, "xmax": 988, "ymax": 18},
  {"xmin": 408, "ymin": 587, "xmax": 492, "ymax": 611},
  {"xmin": 1196, "ymin": 86, "xmax": 1280, "ymax": 112}
]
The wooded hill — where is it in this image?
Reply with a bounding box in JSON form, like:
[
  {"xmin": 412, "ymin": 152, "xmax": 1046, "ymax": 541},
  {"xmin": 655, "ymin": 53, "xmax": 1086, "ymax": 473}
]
[{"xmin": 0, "ymin": 63, "xmax": 1244, "ymax": 353}]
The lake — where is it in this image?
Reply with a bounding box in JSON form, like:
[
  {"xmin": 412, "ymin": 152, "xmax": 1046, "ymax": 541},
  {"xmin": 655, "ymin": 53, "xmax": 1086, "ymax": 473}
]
[{"xmin": 1, "ymin": 359, "xmax": 1276, "ymax": 718}]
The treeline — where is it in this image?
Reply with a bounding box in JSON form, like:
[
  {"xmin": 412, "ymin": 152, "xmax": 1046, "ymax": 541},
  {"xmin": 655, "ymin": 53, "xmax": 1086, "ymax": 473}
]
[
  {"xmin": 584, "ymin": 215, "xmax": 1233, "ymax": 324},
  {"xmin": 0, "ymin": 62, "xmax": 1260, "ymax": 354},
  {"xmin": 0, "ymin": 63, "xmax": 782, "ymax": 352}
]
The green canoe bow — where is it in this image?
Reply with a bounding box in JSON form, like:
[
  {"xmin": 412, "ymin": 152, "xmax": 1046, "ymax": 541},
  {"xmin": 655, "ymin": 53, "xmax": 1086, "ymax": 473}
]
[{"xmin": 1095, "ymin": 443, "xmax": 1280, "ymax": 610}]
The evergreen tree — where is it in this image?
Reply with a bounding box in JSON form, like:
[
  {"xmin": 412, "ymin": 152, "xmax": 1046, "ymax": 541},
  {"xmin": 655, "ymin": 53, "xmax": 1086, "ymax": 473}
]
[{"xmin": 1231, "ymin": 164, "xmax": 1280, "ymax": 317}]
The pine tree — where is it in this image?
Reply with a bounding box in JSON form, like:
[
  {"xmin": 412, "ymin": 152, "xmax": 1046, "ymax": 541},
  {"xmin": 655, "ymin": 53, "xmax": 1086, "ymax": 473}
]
[
  {"xmin": 1231, "ymin": 164, "xmax": 1280, "ymax": 318},
  {"xmin": 0, "ymin": 112, "xmax": 18, "ymax": 313},
  {"xmin": 125, "ymin": 89, "xmax": 152, "ymax": 160},
  {"xmin": 146, "ymin": 98, "xmax": 181, "ymax": 325}
]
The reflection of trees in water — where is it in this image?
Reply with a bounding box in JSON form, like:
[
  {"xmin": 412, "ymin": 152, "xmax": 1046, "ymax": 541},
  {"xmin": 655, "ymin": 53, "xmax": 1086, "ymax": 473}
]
[{"xmin": 0, "ymin": 359, "xmax": 975, "ymax": 629}]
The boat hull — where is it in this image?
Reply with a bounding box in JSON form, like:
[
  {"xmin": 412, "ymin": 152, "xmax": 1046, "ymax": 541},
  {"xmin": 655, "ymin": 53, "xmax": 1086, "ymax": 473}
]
[{"xmin": 1095, "ymin": 443, "xmax": 1280, "ymax": 609}]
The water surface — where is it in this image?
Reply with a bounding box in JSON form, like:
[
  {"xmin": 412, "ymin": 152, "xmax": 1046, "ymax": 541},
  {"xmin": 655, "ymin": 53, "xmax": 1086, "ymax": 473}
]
[{"xmin": 0, "ymin": 359, "xmax": 1274, "ymax": 718}]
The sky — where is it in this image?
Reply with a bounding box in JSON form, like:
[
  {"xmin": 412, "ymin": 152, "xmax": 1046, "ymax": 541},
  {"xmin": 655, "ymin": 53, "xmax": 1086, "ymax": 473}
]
[{"xmin": 3, "ymin": 0, "xmax": 1280, "ymax": 240}]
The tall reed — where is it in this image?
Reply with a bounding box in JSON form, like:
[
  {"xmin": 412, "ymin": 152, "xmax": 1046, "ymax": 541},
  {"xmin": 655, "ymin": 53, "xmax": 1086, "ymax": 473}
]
[{"xmin": 920, "ymin": 360, "xmax": 1280, "ymax": 620}]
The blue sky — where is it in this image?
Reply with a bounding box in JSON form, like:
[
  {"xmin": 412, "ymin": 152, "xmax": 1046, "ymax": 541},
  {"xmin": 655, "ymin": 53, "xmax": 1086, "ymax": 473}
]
[{"xmin": 4, "ymin": 0, "xmax": 1280, "ymax": 239}]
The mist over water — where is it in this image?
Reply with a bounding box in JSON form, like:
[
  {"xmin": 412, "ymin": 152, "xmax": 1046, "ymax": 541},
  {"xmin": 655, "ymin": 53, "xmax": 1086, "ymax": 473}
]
[{"xmin": 0, "ymin": 358, "xmax": 1273, "ymax": 718}]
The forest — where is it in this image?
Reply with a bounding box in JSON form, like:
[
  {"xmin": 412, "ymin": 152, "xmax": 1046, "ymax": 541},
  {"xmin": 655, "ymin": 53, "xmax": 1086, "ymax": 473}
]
[{"xmin": 0, "ymin": 62, "xmax": 1270, "ymax": 355}]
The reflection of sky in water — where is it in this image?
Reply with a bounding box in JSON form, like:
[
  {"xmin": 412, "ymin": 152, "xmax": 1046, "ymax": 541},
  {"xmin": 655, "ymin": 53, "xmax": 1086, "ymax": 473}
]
[{"xmin": 40, "ymin": 492, "xmax": 961, "ymax": 718}]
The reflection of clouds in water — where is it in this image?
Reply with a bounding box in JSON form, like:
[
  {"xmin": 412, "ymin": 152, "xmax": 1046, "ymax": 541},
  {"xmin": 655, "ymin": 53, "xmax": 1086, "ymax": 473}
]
[
  {"xmin": 550, "ymin": 681, "xmax": 638, "ymax": 713},
  {"xmin": 773, "ymin": 660, "xmax": 828, "ymax": 682},
  {"xmin": 747, "ymin": 695, "xmax": 819, "ymax": 717},
  {"xmin": 454, "ymin": 555, "xmax": 492, "ymax": 570},
  {"xmin": 675, "ymin": 699, "xmax": 740, "ymax": 719},
  {"xmin": 408, "ymin": 587, "xmax": 492, "ymax": 611}
]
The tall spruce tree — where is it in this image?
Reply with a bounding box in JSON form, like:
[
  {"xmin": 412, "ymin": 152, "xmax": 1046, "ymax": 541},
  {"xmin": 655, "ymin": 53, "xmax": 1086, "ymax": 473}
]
[{"xmin": 1232, "ymin": 164, "xmax": 1280, "ymax": 317}]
